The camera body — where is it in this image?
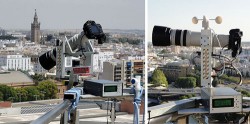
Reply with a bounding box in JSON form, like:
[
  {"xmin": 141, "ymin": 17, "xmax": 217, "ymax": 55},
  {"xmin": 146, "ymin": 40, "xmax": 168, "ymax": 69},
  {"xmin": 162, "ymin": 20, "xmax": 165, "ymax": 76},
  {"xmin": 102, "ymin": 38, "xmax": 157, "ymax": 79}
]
[{"xmin": 83, "ymin": 20, "xmax": 106, "ymax": 44}]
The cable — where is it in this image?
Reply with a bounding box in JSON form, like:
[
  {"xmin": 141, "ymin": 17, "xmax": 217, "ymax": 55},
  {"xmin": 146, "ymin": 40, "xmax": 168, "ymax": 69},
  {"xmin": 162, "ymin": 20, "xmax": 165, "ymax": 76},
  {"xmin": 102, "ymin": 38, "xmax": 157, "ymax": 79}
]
[
  {"xmin": 212, "ymin": 29, "xmax": 226, "ymax": 77},
  {"xmin": 133, "ymin": 86, "xmax": 143, "ymax": 124}
]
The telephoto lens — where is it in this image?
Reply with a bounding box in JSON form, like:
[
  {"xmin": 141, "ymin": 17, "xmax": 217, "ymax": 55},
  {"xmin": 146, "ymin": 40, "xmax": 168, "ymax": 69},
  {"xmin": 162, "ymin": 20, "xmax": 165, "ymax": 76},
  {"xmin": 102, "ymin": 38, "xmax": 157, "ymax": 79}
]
[
  {"xmin": 152, "ymin": 25, "xmax": 243, "ymax": 57},
  {"xmin": 39, "ymin": 48, "xmax": 56, "ymax": 70},
  {"xmin": 152, "ymin": 25, "xmax": 230, "ymax": 47}
]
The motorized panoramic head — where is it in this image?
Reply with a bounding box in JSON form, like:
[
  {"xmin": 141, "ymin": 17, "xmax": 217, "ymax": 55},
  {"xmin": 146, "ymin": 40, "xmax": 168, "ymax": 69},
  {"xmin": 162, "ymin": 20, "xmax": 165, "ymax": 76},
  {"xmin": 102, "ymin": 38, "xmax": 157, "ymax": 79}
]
[{"xmin": 39, "ymin": 20, "xmax": 106, "ymax": 71}]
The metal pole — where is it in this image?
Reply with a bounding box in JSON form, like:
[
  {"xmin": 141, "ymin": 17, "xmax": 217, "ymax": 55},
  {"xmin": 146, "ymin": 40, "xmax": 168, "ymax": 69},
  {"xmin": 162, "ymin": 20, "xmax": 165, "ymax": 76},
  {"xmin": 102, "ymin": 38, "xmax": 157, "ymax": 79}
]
[
  {"xmin": 31, "ymin": 100, "xmax": 71, "ymax": 124},
  {"xmin": 34, "ymin": 95, "xmax": 38, "ymax": 101},
  {"xmin": 111, "ymin": 101, "xmax": 115, "ymax": 124}
]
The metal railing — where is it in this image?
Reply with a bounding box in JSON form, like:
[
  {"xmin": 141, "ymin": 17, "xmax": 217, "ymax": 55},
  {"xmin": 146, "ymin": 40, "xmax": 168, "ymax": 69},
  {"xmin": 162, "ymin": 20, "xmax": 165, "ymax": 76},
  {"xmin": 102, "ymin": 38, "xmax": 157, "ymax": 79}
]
[{"xmin": 30, "ymin": 100, "xmax": 71, "ymax": 124}]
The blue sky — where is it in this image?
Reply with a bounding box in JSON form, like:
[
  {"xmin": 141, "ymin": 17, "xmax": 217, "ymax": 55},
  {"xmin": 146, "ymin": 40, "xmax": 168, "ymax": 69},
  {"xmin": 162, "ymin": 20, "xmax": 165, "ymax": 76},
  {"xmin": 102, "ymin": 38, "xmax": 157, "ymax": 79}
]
[
  {"xmin": 0, "ymin": 0, "xmax": 145, "ymax": 30},
  {"xmin": 148, "ymin": 0, "xmax": 250, "ymax": 41}
]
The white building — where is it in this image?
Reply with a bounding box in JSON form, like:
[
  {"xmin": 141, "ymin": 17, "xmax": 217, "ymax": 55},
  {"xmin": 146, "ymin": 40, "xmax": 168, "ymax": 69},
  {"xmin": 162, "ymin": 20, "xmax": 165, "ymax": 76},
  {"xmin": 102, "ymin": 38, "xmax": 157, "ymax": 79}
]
[
  {"xmin": 0, "ymin": 54, "xmax": 31, "ymax": 71},
  {"xmin": 102, "ymin": 60, "xmax": 123, "ymax": 82},
  {"xmin": 33, "ymin": 62, "xmax": 47, "ymax": 74},
  {"xmin": 120, "ymin": 55, "xmax": 145, "ymax": 60},
  {"xmin": 91, "ymin": 51, "xmax": 114, "ymax": 72},
  {"xmin": 101, "ymin": 59, "xmax": 145, "ymax": 87},
  {"xmin": 91, "ymin": 54, "xmax": 99, "ymax": 72}
]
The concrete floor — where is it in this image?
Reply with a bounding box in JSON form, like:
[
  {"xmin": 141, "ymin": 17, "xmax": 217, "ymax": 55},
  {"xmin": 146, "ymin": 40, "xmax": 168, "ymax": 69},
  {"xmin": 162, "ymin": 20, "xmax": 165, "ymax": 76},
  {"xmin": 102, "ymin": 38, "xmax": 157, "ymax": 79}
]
[{"xmin": 0, "ymin": 108, "xmax": 144, "ymax": 124}]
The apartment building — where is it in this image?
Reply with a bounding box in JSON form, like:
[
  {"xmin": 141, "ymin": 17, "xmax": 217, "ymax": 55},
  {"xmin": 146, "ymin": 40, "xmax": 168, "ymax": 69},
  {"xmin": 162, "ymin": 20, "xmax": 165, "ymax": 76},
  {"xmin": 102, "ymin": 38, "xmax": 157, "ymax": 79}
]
[{"xmin": 0, "ymin": 54, "xmax": 31, "ymax": 71}]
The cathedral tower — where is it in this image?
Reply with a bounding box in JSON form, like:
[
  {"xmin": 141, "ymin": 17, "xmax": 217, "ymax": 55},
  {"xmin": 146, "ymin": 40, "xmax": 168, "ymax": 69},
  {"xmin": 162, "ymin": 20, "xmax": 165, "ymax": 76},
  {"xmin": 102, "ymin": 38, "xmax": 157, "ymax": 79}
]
[{"xmin": 31, "ymin": 9, "xmax": 41, "ymax": 43}]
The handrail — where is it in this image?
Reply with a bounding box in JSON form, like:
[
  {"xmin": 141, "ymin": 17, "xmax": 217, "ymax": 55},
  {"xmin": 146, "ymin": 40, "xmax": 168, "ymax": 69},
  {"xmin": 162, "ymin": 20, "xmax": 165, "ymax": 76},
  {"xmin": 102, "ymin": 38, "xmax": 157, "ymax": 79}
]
[{"xmin": 30, "ymin": 100, "xmax": 71, "ymax": 124}]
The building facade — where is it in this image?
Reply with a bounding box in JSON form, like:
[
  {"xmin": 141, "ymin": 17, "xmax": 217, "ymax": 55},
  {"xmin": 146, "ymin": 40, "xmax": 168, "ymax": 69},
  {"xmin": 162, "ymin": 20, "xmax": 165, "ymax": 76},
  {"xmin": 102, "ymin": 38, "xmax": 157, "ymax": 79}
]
[
  {"xmin": 124, "ymin": 60, "xmax": 145, "ymax": 86},
  {"xmin": 158, "ymin": 62, "xmax": 193, "ymax": 83},
  {"xmin": 31, "ymin": 9, "xmax": 41, "ymax": 44},
  {"xmin": 102, "ymin": 60, "xmax": 123, "ymax": 82},
  {"xmin": 91, "ymin": 51, "xmax": 114, "ymax": 72},
  {"xmin": 0, "ymin": 54, "xmax": 31, "ymax": 71},
  {"xmin": 102, "ymin": 59, "xmax": 145, "ymax": 87}
]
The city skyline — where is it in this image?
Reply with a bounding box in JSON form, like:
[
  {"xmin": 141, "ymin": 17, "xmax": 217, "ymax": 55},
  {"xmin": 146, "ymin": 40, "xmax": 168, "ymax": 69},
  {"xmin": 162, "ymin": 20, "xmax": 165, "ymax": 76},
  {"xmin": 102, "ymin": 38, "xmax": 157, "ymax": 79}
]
[
  {"xmin": 0, "ymin": 0, "xmax": 145, "ymax": 30},
  {"xmin": 148, "ymin": 0, "xmax": 250, "ymax": 41}
]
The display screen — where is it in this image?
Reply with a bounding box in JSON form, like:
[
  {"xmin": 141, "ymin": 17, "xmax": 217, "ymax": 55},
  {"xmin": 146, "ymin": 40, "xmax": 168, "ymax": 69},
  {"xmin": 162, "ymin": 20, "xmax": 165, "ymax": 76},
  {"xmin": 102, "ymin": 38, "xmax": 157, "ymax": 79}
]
[
  {"xmin": 104, "ymin": 86, "xmax": 117, "ymax": 92},
  {"xmin": 212, "ymin": 98, "xmax": 234, "ymax": 108},
  {"xmin": 73, "ymin": 67, "xmax": 90, "ymax": 74}
]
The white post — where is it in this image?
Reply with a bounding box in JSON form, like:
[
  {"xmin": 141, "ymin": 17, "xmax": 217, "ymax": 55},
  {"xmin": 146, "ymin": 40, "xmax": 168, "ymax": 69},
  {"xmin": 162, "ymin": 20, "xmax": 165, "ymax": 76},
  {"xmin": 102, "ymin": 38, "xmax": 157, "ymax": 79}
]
[{"xmin": 200, "ymin": 16, "xmax": 213, "ymax": 88}]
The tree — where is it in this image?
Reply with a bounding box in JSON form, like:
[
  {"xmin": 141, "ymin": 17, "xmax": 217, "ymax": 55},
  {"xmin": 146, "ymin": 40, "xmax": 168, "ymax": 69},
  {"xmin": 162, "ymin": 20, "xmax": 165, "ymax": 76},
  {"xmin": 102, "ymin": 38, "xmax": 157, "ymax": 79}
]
[
  {"xmin": 0, "ymin": 92, "xmax": 3, "ymax": 101},
  {"xmin": 151, "ymin": 69, "xmax": 168, "ymax": 87},
  {"xmin": 37, "ymin": 80, "xmax": 58, "ymax": 99},
  {"xmin": 24, "ymin": 86, "xmax": 40, "ymax": 101},
  {"xmin": 187, "ymin": 74, "xmax": 201, "ymax": 87},
  {"xmin": 219, "ymin": 74, "xmax": 239, "ymax": 83},
  {"xmin": 15, "ymin": 88, "xmax": 28, "ymax": 102},
  {"xmin": 31, "ymin": 74, "xmax": 48, "ymax": 84},
  {"xmin": 0, "ymin": 84, "xmax": 17, "ymax": 101},
  {"xmin": 0, "ymin": 35, "xmax": 18, "ymax": 40},
  {"xmin": 175, "ymin": 77, "xmax": 196, "ymax": 88}
]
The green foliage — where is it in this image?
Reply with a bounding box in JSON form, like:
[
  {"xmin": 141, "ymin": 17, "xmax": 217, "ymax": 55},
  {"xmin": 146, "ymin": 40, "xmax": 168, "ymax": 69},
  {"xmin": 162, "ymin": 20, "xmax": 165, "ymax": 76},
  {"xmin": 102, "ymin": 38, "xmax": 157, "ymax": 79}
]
[
  {"xmin": 151, "ymin": 69, "xmax": 168, "ymax": 87},
  {"xmin": 179, "ymin": 94, "xmax": 195, "ymax": 100},
  {"xmin": 219, "ymin": 74, "xmax": 239, "ymax": 83},
  {"xmin": 0, "ymin": 35, "xmax": 18, "ymax": 40},
  {"xmin": 0, "ymin": 84, "xmax": 17, "ymax": 101},
  {"xmin": 187, "ymin": 73, "xmax": 201, "ymax": 87},
  {"xmin": 24, "ymin": 86, "xmax": 40, "ymax": 101},
  {"xmin": 31, "ymin": 74, "xmax": 48, "ymax": 84},
  {"xmin": 15, "ymin": 88, "xmax": 28, "ymax": 102},
  {"xmin": 0, "ymin": 92, "xmax": 3, "ymax": 101},
  {"xmin": 37, "ymin": 80, "xmax": 58, "ymax": 99},
  {"xmin": 0, "ymin": 80, "xmax": 58, "ymax": 102},
  {"xmin": 240, "ymin": 90, "xmax": 250, "ymax": 97},
  {"xmin": 175, "ymin": 77, "xmax": 196, "ymax": 88},
  {"xmin": 179, "ymin": 95, "xmax": 188, "ymax": 99},
  {"xmin": 160, "ymin": 49, "xmax": 168, "ymax": 54}
]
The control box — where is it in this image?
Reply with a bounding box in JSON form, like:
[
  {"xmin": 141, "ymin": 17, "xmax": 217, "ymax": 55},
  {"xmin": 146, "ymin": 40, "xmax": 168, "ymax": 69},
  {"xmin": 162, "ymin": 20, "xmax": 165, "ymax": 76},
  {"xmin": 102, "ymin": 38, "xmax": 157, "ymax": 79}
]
[
  {"xmin": 84, "ymin": 79, "xmax": 123, "ymax": 97},
  {"xmin": 201, "ymin": 87, "xmax": 242, "ymax": 113}
]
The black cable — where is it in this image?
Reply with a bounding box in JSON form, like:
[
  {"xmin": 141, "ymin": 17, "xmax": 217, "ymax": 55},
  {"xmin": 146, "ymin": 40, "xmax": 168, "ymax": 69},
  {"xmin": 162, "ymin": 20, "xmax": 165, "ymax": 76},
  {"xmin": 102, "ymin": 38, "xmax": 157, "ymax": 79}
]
[{"xmin": 148, "ymin": 111, "xmax": 151, "ymax": 124}]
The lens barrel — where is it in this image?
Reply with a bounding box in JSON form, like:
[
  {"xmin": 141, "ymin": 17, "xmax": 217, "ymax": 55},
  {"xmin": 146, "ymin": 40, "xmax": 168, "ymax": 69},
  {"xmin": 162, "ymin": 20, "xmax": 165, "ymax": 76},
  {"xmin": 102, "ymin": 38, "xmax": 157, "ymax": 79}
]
[
  {"xmin": 152, "ymin": 26, "xmax": 171, "ymax": 46},
  {"xmin": 152, "ymin": 26, "xmax": 189, "ymax": 47},
  {"xmin": 39, "ymin": 48, "xmax": 57, "ymax": 70}
]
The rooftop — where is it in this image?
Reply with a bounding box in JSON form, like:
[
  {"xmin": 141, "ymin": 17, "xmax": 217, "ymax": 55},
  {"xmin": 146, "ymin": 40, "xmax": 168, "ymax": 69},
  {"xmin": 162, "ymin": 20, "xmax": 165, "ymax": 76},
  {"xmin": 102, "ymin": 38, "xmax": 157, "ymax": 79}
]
[{"xmin": 0, "ymin": 71, "xmax": 33, "ymax": 84}]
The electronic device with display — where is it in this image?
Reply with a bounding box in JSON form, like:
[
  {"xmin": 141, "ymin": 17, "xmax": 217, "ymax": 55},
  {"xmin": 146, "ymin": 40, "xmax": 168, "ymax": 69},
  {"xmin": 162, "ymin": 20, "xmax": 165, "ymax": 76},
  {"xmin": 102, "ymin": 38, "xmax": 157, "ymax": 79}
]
[
  {"xmin": 201, "ymin": 87, "xmax": 241, "ymax": 113},
  {"xmin": 84, "ymin": 79, "xmax": 123, "ymax": 97}
]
